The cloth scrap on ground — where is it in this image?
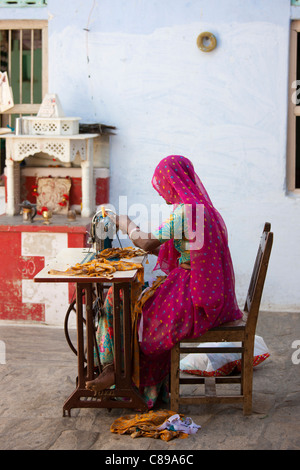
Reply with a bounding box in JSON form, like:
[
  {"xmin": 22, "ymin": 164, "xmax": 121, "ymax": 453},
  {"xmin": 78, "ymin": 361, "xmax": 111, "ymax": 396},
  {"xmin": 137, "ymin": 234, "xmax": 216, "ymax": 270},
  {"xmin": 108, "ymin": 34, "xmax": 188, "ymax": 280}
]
[
  {"xmin": 110, "ymin": 410, "xmax": 201, "ymax": 441},
  {"xmin": 157, "ymin": 413, "xmax": 201, "ymax": 434}
]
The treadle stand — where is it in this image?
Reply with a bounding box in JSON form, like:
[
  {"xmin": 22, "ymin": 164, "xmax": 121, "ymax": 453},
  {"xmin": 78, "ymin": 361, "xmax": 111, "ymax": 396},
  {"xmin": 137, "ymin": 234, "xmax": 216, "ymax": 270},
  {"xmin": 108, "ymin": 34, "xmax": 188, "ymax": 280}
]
[{"xmin": 62, "ymin": 282, "xmax": 147, "ymax": 416}]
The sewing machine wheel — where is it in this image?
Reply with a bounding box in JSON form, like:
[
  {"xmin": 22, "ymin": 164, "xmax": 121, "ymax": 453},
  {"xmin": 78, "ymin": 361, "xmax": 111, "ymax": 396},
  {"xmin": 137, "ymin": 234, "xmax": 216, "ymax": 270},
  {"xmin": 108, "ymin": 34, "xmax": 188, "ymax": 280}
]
[{"xmin": 64, "ymin": 285, "xmax": 106, "ymax": 364}]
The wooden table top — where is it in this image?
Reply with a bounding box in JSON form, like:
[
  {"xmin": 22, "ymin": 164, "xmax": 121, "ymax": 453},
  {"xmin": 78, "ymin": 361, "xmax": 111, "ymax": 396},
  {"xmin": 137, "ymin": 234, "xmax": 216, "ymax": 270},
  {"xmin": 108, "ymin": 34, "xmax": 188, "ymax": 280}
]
[{"xmin": 34, "ymin": 247, "xmax": 144, "ymax": 284}]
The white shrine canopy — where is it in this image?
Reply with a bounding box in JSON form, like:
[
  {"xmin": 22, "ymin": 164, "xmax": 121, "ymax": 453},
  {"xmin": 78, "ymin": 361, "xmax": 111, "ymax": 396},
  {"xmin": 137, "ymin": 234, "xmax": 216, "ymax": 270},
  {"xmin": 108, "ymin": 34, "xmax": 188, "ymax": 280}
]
[{"xmin": 37, "ymin": 93, "xmax": 65, "ymax": 118}]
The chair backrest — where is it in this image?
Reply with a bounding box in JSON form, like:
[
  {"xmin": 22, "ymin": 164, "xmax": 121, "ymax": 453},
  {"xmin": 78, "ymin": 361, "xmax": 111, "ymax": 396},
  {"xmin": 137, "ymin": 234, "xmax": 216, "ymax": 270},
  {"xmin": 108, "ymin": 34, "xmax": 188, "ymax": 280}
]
[{"xmin": 244, "ymin": 223, "xmax": 273, "ymax": 333}]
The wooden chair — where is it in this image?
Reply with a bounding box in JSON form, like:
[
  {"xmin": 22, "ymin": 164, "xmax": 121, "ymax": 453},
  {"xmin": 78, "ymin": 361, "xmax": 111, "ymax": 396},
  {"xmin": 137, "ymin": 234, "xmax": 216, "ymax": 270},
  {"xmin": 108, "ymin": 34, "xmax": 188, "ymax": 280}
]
[{"xmin": 170, "ymin": 222, "xmax": 273, "ymax": 415}]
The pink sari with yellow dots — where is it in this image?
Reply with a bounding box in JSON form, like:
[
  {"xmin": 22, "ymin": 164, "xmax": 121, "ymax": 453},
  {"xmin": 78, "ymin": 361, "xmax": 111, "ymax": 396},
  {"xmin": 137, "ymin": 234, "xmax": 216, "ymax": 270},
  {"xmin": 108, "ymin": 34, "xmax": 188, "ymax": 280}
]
[{"xmin": 137, "ymin": 156, "xmax": 242, "ymax": 388}]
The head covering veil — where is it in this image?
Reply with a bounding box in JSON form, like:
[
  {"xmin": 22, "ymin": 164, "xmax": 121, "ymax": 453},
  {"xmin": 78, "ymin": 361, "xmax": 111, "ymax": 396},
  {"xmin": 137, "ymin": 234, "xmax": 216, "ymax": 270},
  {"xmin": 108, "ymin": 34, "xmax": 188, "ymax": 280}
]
[{"xmin": 152, "ymin": 155, "xmax": 238, "ymax": 320}]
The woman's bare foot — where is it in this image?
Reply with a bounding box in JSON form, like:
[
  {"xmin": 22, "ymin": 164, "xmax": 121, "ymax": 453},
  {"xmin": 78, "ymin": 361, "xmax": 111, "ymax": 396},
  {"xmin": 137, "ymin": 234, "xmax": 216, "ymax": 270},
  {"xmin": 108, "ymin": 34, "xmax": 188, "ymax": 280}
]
[{"xmin": 85, "ymin": 363, "xmax": 115, "ymax": 392}]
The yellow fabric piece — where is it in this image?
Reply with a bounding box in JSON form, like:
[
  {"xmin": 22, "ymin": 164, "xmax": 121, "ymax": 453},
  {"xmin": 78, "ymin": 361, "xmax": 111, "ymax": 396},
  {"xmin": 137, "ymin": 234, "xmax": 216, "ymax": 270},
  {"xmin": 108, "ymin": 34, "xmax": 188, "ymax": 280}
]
[{"xmin": 110, "ymin": 410, "xmax": 188, "ymax": 441}]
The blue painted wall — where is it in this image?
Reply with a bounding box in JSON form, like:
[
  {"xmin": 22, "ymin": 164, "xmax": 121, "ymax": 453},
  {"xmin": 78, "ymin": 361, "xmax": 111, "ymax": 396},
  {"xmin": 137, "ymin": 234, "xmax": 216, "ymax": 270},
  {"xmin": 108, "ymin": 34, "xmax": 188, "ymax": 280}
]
[{"xmin": 1, "ymin": 0, "xmax": 298, "ymax": 311}]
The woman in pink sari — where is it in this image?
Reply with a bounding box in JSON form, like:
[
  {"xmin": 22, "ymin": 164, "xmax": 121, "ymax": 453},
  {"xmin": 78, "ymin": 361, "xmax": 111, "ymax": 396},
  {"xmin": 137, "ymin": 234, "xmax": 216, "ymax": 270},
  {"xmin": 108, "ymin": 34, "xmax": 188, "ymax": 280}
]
[{"xmin": 86, "ymin": 155, "xmax": 242, "ymax": 408}]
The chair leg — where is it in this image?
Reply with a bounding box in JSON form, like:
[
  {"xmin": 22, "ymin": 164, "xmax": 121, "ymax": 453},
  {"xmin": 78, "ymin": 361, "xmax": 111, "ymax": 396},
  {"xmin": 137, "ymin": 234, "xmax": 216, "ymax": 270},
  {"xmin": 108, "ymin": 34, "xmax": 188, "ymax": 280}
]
[
  {"xmin": 170, "ymin": 344, "xmax": 180, "ymax": 413},
  {"xmin": 242, "ymin": 337, "xmax": 254, "ymax": 415}
]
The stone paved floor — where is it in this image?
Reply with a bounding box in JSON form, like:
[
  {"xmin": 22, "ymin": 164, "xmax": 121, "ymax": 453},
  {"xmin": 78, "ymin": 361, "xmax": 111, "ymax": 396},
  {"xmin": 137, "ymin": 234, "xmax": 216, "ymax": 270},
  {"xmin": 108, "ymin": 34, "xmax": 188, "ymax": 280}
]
[{"xmin": 0, "ymin": 311, "xmax": 299, "ymax": 451}]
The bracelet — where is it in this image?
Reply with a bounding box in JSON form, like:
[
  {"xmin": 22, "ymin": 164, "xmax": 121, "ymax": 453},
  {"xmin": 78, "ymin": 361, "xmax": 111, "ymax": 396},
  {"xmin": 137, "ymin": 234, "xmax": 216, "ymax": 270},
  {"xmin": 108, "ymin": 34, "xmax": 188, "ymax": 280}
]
[{"xmin": 128, "ymin": 227, "xmax": 140, "ymax": 239}]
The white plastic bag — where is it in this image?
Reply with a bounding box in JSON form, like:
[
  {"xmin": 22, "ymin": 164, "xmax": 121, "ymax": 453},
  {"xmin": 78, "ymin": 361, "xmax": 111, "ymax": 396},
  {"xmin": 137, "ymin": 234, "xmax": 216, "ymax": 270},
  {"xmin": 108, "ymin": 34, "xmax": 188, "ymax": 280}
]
[{"xmin": 180, "ymin": 335, "xmax": 270, "ymax": 376}]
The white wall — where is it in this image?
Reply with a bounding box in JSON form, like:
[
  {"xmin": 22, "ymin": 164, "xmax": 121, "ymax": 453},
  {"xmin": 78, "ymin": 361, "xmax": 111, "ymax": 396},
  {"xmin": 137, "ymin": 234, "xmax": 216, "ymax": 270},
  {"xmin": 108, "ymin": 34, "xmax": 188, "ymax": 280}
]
[{"xmin": 1, "ymin": 0, "xmax": 299, "ymax": 312}]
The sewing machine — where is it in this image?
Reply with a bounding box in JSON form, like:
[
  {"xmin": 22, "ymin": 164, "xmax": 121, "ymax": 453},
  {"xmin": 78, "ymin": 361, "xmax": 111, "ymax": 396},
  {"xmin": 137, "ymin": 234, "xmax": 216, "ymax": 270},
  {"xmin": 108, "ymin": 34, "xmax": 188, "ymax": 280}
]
[{"xmin": 88, "ymin": 206, "xmax": 116, "ymax": 254}]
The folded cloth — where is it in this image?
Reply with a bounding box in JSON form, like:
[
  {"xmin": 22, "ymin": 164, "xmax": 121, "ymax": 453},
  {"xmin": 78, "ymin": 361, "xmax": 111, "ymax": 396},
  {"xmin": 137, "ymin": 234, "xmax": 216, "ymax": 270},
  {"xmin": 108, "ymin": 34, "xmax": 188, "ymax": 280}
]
[{"xmin": 110, "ymin": 410, "xmax": 194, "ymax": 441}]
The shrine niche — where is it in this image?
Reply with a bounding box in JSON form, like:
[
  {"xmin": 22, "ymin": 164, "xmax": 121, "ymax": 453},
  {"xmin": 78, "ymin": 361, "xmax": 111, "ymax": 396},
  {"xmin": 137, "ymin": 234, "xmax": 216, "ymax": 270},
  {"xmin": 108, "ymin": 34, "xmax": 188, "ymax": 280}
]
[
  {"xmin": 36, "ymin": 176, "xmax": 71, "ymax": 215},
  {"xmin": 2, "ymin": 94, "xmax": 101, "ymax": 217}
]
